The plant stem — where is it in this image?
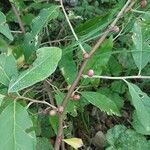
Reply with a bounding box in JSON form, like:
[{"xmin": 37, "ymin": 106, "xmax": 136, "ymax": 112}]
[
  {"xmin": 83, "ymin": 75, "xmax": 150, "ymax": 80},
  {"xmin": 9, "ymin": 95, "xmax": 57, "ymax": 109},
  {"xmin": 59, "ymin": 0, "xmax": 86, "ymax": 53},
  {"xmin": 54, "ymin": 1, "xmax": 136, "ymax": 149},
  {"xmin": 10, "ymin": 2, "xmax": 25, "ymax": 34}
]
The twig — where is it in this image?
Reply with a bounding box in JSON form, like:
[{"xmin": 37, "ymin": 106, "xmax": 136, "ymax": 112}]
[
  {"xmin": 54, "ymin": 1, "xmax": 135, "ymax": 149},
  {"xmin": 59, "ymin": 0, "xmax": 86, "ymax": 53},
  {"xmin": 43, "ymin": 81, "xmax": 55, "ymax": 106},
  {"xmin": 40, "ymin": 38, "xmax": 71, "ymax": 46},
  {"xmin": 11, "ymin": 30, "xmax": 23, "ymax": 34},
  {"xmin": 10, "ymin": 2, "xmax": 25, "ymax": 34},
  {"xmin": 83, "ymin": 75, "xmax": 150, "ymax": 80},
  {"xmin": 113, "ymin": 26, "xmax": 124, "ymax": 41},
  {"xmin": 10, "ymin": 95, "xmax": 57, "ymax": 109}
]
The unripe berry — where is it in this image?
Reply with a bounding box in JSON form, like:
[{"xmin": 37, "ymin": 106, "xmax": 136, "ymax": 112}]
[
  {"xmin": 73, "ymin": 94, "xmax": 80, "ymax": 101},
  {"xmin": 57, "ymin": 106, "xmax": 64, "ymax": 114},
  {"xmin": 111, "ymin": 26, "xmax": 120, "ymax": 33},
  {"xmin": 83, "ymin": 52, "xmax": 89, "ymax": 59},
  {"xmin": 49, "ymin": 110, "xmax": 57, "ymax": 116},
  {"xmin": 87, "ymin": 69, "xmax": 94, "ymax": 77},
  {"xmin": 140, "ymin": 0, "xmax": 147, "ymax": 8}
]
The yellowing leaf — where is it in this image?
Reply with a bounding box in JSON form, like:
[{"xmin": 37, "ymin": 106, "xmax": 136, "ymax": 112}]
[{"xmin": 63, "ymin": 138, "xmax": 83, "ymax": 149}]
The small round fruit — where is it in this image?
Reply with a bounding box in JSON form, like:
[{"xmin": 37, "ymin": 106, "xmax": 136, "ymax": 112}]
[
  {"xmin": 57, "ymin": 106, "xmax": 64, "ymax": 114},
  {"xmin": 73, "ymin": 94, "xmax": 80, "ymax": 101},
  {"xmin": 111, "ymin": 26, "xmax": 120, "ymax": 33},
  {"xmin": 87, "ymin": 69, "xmax": 94, "ymax": 77},
  {"xmin": 140, "ymin": 0, "xmax": 147, "ymax": 8},
  {"xmin": 83, "ymin": 52, "xmax": 89, "ymax": 59},
  {"xmin": 49, "ymin": 110, "xmax": 57, "ymax": 116}
]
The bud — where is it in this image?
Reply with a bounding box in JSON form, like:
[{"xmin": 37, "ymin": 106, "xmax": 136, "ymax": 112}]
[
  {"xmin": 83, "ymin": 52, "xmax": 89, "ymax": 59},
  {"xmin": 57, "ymin": 106, "xmax": 64, "ymax": 114},
  {"xmin": 73, "ymin": 94, "xmax": 80, "ymax": 101},
  {"xmin": 111, "ymin": 26, "xmax": 120, "ymax": 33},
  {"xmin": 87, "ymin": 69, "xmax": 94, "ymax": 77},
  {"xmin": 140, "ymin": 0, "xmax": 147, "ymax": 8},
  {"xmin": 49, "ymin": 110, "xmax": 57, "ymax": 116}
]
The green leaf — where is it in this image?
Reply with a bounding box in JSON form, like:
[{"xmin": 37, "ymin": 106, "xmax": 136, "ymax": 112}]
[
  {"xmin": 0, "ymin": 37, "xmax": 8, "ymax": 53},
  {"xmin": 132, "ymin": 21, "xmax": 150, "ymax": 72},
  {"xmin": 132, "ymin": 110, "xmax": 150, "ymax": 135},
  {"xmin": 98, "ymin": 87, "xmax": 124, "ymax": 110},
  {"xmin": 8, "ymin": 47, "xmax": 62, "ymax": 93},
  {"xmin": 59, "ymin": 50, "xmax": 77, "ymax": 85},
  {"xmin": 126, "ymin": 82, "xmax": 150, "ymax": 132},
  {"xmin": 0, "ymin": 101, "xmax": 36, "ymax": 150},
  {"xmin": 36, "ymin": 137, "xmax": 54, "ymax": 150},
  {"xmin": 106, "ymin": 125, "xmax": 150, "ymax": 150},
  {"xmin": 22, "ymin": 32, "xmax": 39, "ymax": 61},
  {"xmin": 108, "ymin": 56, "xmax": 122, "ymax": 76},
  {"xmin": 117, "ymin": 48, "xmax": 137, "ymax": 69},
  {"xmin": 0, "ymin": 54, "xmax": 18, "ymax": 86},
  {"xmin": 0, "ymin": 11, "xmax": 13, "ymax": 41},
  {"xmin": 0, "ymin": 94, "xmax": 5, "ymax": 106},
  {"xmin": 111, "ymin": 80, "xmax": 126, "ymax": 94},
  {"xmin": 49, "ymin": 116, "xmax": 58, "ymax": 135},
  {"xmin": 31, "ymin": 5, "xmax": 59, "ymax": 36},
  {"xmin": 81, "ymin": 92, "xmax": 121, "ymax": 116},
  {"xmin": 75, "ymin": 15, "xmax": 110, "ymax": 38}
]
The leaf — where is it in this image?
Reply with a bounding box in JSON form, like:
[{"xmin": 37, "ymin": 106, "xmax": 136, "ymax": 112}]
[
  {"xmin": 22, "ymin": 32, "xmax": 39, "ymax": 61},
  {"xmin": 108, "ymin": 56, "xmax": 122, "ymax": 76},
  {"xmin": 0, "ymin": 11, "xmax": 13, "ymax": 41},
  {"xmin": 0, "ymin": 94, "xmax": 5, "ymax": 106},
  {"xmin": 31, "ymin": 5, "xmax": 59, "ymax": 36},
  {"xmin": 75, "ymin": 15, "xmax": 110, "ymax": 39},
  {"xmin": 59, "ymin": 50, "xmax": 77, "ymax": 84},
  {"xmin": 0, "ymin": 101, "xmax": 36, "ymax": 150},
  {"xmin": 98, "ymin": 87, "xmax": 124, "ymax": 111},
  {"xmin": 111, "ymin": 80, "xmax": 126, "ymax": 94},
  {"xmin": 106, "ymin": 125, "xmax": 150, "ymax": 150},
  {"xmin": 36, "ymin": 137, "xmax": 54, "ymax": 150},
  {"xmin": 132, "ymin": 110, "xmax": 150, "ymax": 135},
  {"xmin": 117, "ymin": 48, "xmax": 137, "ymax": 69},
  {"xmin": 126, "ymin": 82, "xmax": 150, "ymax": 132},
  {"xmin": 0, "ymin": 37, "xmax": 8, "ymax": 53},
  {"xmin": 132, "ymin": 21, "xmax": 150, "ymax": 72},
  {"xmin": 49, "ymin": 115, "xmax": 58, "ymax": 135},
  {"xmin": 8, "ymin": 47, "xmax": 62, "ymax": 93},
  {"xmin": 63, "ymin": 138, "xmax": 83, "ymax": 150},
  {"xmin": 0, "ymin": 54, "xmax": 18, "ymax": 86},
  {"xmin": 81, "ymin": 92, "xmax": 121, "ymax": 116}
]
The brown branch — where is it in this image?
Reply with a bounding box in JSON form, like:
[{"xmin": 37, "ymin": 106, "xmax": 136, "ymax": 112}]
[
  {"xmin": 54, "ymin": 0, "xmax": 136, "ymax": 149},
  {"xmin": 10, "ymin": 2, "xmax": 25, "ymax": 34},
  {"xmin": 43, "ymin": 81, "xmax": 55, "ymax": 106},
  {"xmin": 9, "ymin": 94, "xmax": 57, "ymax": 109}
]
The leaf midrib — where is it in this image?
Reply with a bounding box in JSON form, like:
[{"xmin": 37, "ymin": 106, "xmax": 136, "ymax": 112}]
[
  {"xmin": 0, "ymin": 65, "xmax": 10, "ymax": 82},
  {"xmin": 9, "ymin": 50, "xmax": 59, "ymax": 91}
]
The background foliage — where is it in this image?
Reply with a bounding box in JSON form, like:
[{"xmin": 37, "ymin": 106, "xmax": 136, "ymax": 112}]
[{"xmin": 0, "ymin": 0, "xmax": 150, "ymax": 149}]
